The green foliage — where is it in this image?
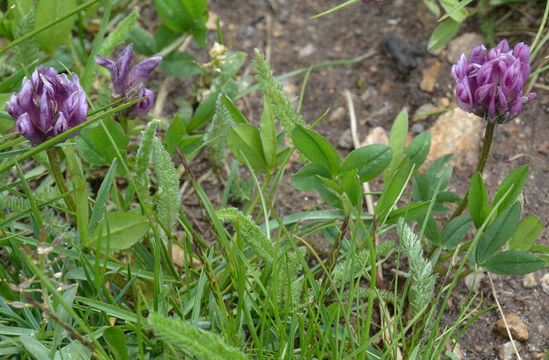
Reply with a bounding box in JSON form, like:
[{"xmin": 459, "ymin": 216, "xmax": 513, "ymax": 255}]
[
  {"xmin": 152, "ymin": 137, "xmax": 181, "ymax": 235},
  {"xmin": 204, "ymin": 95, "xmax": 234, "ymax": 168},
  {"xmin": 89, "ymin": 211, "xmax": 149, "ymax": 250},
  {"xmin": 35, "ymin": 0, "xmax": 77, "ymax": 57},
  {"xmin": 148, "ymin": 313, "xmax": 247, "ymax": 360},
  {"xmin": 398, "ymin": 219, "xmax": 437, "ymax": 314},
  {"xmin": 253, "ymin": 50, "xmax": 303, "ymax": 132},
  {"xmin": 216, "ymin": 207, "xmax": 274, "ymax": 263}
]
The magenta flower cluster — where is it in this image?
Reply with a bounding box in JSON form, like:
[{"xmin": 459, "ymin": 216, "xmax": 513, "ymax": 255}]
[
  {"xmin": 6, "ymin": 66, "xmax": 88, "ymax": 145},
  {"xmin": 452, "ymin": 40, "xmax": 536, "ymax": 123},
  {"xmin": 95, "ymin": 44, "xmax": 162, "ymax": 116}
]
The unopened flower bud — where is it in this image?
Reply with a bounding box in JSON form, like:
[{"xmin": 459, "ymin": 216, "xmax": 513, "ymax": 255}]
[{"xmin": 132, "ymin": 88, "xmax": 155, "ymax": 116}]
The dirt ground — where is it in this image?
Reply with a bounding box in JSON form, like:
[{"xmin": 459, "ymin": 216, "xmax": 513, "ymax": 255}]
[{"xmin": 177, "ymin": 0, "xmax": 549, "ymax": 358}]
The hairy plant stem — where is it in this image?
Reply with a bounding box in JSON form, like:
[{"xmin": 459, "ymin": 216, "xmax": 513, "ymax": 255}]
[
  {"xmin": 446, "ymin": 120, "xmax": 495, "ymax": 223},
  {"xmin": 46, "ymin": 147, "xmax": 76, "ymax": 212}
]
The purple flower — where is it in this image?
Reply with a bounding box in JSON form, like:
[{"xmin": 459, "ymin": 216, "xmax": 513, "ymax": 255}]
[
  {"xmin": 451, "ymin": 39, "xmax": 536, "ymax": 124},
  {"xmin": 132, "ymin": 88, "xmax": 155, "ymax": 117},
  {"xmin": 6, "ymin": 66, "xmax": 88, "ymax": 145},
  {"xmin": 95, "ymin": 44, "xmax": 162, "ymax": 117}
]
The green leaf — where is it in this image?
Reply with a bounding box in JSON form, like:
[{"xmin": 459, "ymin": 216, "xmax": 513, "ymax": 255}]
[
  {"xmin": 507, "ymin": 215, "xmax": 543, "ymax": 252},
  {"xmin": 492, "ymin": 165, "xmax": 528, "ymax": 215},
  {"xmin": 418, "ymin": 214, "xmax": 441, "ymax": 245},
  {"xmin": 187, "ymin": 90, "xmax": 219, "ymax": 132},
  {"xmin": 428, "ymin": 18, "xmax": 460, "ymax": 51},
  {"xmin": 404, "ymin": 132, "xmax": 431, "ymax": 171},
  {"xmin": 89, "ymin": 212, "xmax": 149, "ymax": 250},
  {"xmin": 423, "ymin": 0, "xmax": 440, "ymax": 17},
  {"xmin": 20, "ymin": 335, "xmax": 51, "ymax": 360},
  {"xmin": 63, "ymin": 145, "xmax": 90, "ymax": 250},
  {"xmin": 161, "ymin": 52, "xmax": 202, "ymax": 77},
  {"xmin": 98, "ymin": 11, "xmax": 138, "ymax": 57},
  {"xmin": 476, "ymin": 202, "xmax": 521, "ymax": 265},
  {"xmin": 221, "ymin": 94, "xmax": 247, "ymax": 124},
  {"xmin": 35, "ymin": 0, "xmax": 77, "ymax": 57},
  {"xmin": 376, "ymin": 171, "xmax": 406, "ymax": 222},
  {"xmin": 292, "ymin": 125, "xmax": 340, "ymax": 176},
  {"xmin": 128, "ymin": 26, "xmax": 157, "ymax": 55},
  {"xmin": 153, "ymin": 0, "xmax": 193, "ymax": 33},
  {"xmin": 153, "ymin": 138, "xmax": 181, "ymax": 234},
  {"xmin": 182, "ymin": 0, "xmax": 208, "ymax": 21},
  {"xmin": 341, "ymin": 169, "xmax": 361, "ymax": 207},
  {"xmin": 386, "ymin": 201, "xmax": 430, "ymax": 224},
  {"xmin": 292, "ymin": 164, "xmax": 331, "ymax": 192},
  {"xmin": 440, "ymin": 0, "xmax": 469, "ymax": 22},
  {"xmin": 384, "ymin": 108, "xmax": 408, "ymax": 182},
  {"xmin": 341, "ymin": 144, "xmax": 392, "ymax": 182},
  {"xmin": 468, "ymin": 172, "xmax": 489, "ymax": 228},
  {"xmin": 483, "ymin": 251, "xmax": 544, "ymax": 275},
  {"xmin": 260, "ymin": 97, "xmax": 277, "ymax": 170},
  {"xmin": 104, "ymin": 327, "xmax": 129, "ymax": 360},
  {"xmin": 227, "ymin": 124, "xmax": 268, "ymax": 173},
  {"xmin": 441, "ymin": 216, "xmax": 472, "ymax": 249},
  {"xmin": 89, "ymin": 159, "xmax": 118, "ymax": 235}
]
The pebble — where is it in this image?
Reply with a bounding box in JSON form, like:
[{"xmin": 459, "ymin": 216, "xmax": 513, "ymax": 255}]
[
  {"xmin": 498, "ymin": 341, "xmax": 522, "ymax": 360},
  {"xmin": 426, "ymin": 108, "xmax": 482, "ymax": 170},
  {"xmin": 380, "ymin": 82, "xmax": 392, "ymax": 96},
  {"xmin": 522, "ymin": 273, "xmax": 536, "ymax": 288},
  {"xmin": 493, "ymin": 314, "xmax": 529, "ymax": 341},
  {"xmin": 542, "ymin": 273, "xmax": 549, "ymax": 294},
  {"xmin": 329, "ymin": 107, "xmax": 346, "ymax": 124},
  {"xmin": 298, "ymin": 43, "xmax": 316, "ymax": 58},
  {"xmin": 363, "ymin": 126, "xmax": 389, "ymax": 146},
  {"xmin": 245, "ymin": 26, "xmax": 256, "ymax": 37},
  {"xmin": 464, "ymin": 271, "xmax": 485, "ymax": 292},
  {"xmin": 439, "ymin": 97, "xmax": 450, "ymax": 107},
  {"xmin": 536, "ymin": 141, "xmax": 549, "ymax": 154},
  {"xmin": 360, "ymin": 88, "xmax": 378, "ymax": 104},
  {"xmin": 446, "ymin": 32, "xmax": 485, "ymax": 64},
  {"xmin": 411, "ymin": 123, "xmax": 425, "ymax": 134},
  {"xmin": 419, "ymin": 60, "xmax": 441, "ymax": 93},
  {"xmin": 338, "ymin": 129, "xmax": 354, "ymax": 149},
  {"xmin": 414, "ymin": 103, "xmax": 437, "ymax": 122}
]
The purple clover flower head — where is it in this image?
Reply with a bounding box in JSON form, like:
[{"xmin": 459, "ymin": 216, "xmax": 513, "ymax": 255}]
[
  {"xmin": 132, "ymin": 88, "xmax": 155, "ymax": 116},
  {"xmin": 451, "ymin": 39, "xmax": 536, "ymax": 124},
  {"xmin": 95, "ymin": 44, "xmax": 162, "ymax": 117},
  {"xmin": 6, "ymin": 66, "xmax": 88, "ymax": 145}
]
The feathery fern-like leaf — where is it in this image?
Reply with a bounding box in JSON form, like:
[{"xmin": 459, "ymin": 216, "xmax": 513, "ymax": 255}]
[
  {"xmin": 153, "ymin": 137, "xmax": 181, "ymax": 235},
  {"xmin": 204, "ymin": 94, "xmax": 234, "ymax": 168},
  {"xmin": 397, "ymin": 218, "xmax": 437, "ymax": 314},
  {"xmin": 216, "ymin": 207, "xmax": 274, "ymax": 263},
  {"xmin": 253, "ymin": 50, "xmax": 303, "ymax": 132},
  {"xmin": 136, "ymin": 119, "xmax": 160, "ymax": 193},
  {"xmin": 148, "ymin": 313, "xmax": 248, "ymax": 360}
]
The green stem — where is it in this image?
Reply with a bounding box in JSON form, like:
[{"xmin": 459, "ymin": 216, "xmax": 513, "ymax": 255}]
[
  {"xmin": 245, "ymin": 173, "xmax": 272, "ymax": 217},
  {"xmin": 46, "ymin": 147, "xmax": 76, "ymax": 212},
  {"xmin": 447, "ymin": 120, "xmax": 495, "ymax": 223}
]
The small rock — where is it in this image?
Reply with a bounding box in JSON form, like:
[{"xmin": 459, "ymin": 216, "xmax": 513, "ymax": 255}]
[
  {"xmin": 532, "ymin": 352, "xmax": 546, "ymax": 359},
  {"xmin": 522, "ymin": 273, "xmax": 537, "ymax": 288},
  {"xmin": 360, "ymin": 88, "xmax": 378, "ymax": 104},
  {"xmin": 329, "ymin": 107, "xmax": 346, "ymax": 124},
  {"xmin": 338, "ymin": 129, "xmax": 354, "ymax": 149},
  {"xmin": 498, "ymin": 341, "xmax": 522, "ymax": 360},
  {"xmin": 537, "ymin": 141, "xmax": 549, "ymax": 154},
  {"xmin": 426, "ymin": 108, "xmax": 482, "ymax": 170},
  {"xmin": 414, "ymin": 103, "xmax": 437, "ymax": 122},
  {"xmin": 411, "ymin": 123, "xmax": 425, "ymax": 134},
  {"xmin": 380, "ymin": 83, "xmax": 392, "ymax": 96},
  {"xmin": 369, "ymin": 65, "xmax": 378, "ymax": 74},
  {"xmin": 245, "ymin": 26, "xmax": 257, "ymax": 37},
  {"xmin": 464, "ymin": 270, "xmax": 485, "ymax": 292},
  {"xmin": 298, "ymin": 43, "xmax": 316, "ymax": 58},
  {"xmin": 420, "ymin": 60, "xmax": 441, "ymax": 93},
  {"xmin": 446, "ymin": 32, "xmax": 485, "ymax": 64},
  {"xmin": 493, "ymin": 314, "xmax": 529, "ymax": 341},
  {"xmin": 439, "ymin": 97, "xmax": 450, "ymax": 107},
  {"xmin": 381, "ymin": 34, "xmax": 422, "ymax": 75},
  {"xmin": 363, "ymin": 126, "xmax": 388, "ymax": 146},
  {"xmin": 542, "ymin": 273, "xmax": 549, "ymax": 294}
]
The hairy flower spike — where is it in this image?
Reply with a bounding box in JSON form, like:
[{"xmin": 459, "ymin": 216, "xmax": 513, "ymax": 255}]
[
  {"xmin": 6, "ymin": 66, "xmax": 88, "ymax": 145},
  {"xmin": 95, "ymin": 43, "xmax": 162, "ymax": 117},
  {"xmin": 452, "ymin": 39, "xmax": 536, "ymax": 124}
]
